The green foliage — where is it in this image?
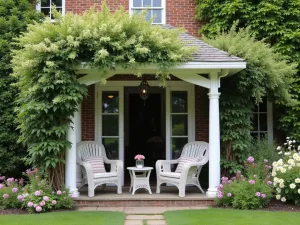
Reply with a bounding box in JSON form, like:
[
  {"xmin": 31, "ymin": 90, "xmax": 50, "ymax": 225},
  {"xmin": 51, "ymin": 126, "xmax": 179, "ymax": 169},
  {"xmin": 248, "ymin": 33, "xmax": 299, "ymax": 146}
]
[
  {"xmin": 11, "ymin": 3, "xmax": 195, "ymax": 173},
  {"xmin": 203, "ymin": 26, "xmax": 296, "ymax": 175},
  {"xmin": 0, "ymin": 178, "xmax": 23, "ymax": 209},
  {"xmin": 249, "ymin": 138, "xmax": 279, "ymax": 164},
  {"xmin": 196, "ymin": 0, "xmax": 300, "ymax": 143},
  {"xmin": 0, "ymin": 0, "xmax": 43, "ymax": 176},
  {"xmin": 216, "ymin": 158, "xmax": 273, "ymax": 209}
]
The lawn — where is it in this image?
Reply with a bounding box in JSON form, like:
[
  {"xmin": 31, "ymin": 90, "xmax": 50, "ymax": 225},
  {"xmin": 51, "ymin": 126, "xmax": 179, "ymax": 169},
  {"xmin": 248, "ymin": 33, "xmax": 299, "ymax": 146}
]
[
  {"xmin": 164, "ymin": 208, "xmax": 300, "ymax": 225},
  {"xmin": 0, "ymin": 211, "xmax": 124, "ymax": 225}
]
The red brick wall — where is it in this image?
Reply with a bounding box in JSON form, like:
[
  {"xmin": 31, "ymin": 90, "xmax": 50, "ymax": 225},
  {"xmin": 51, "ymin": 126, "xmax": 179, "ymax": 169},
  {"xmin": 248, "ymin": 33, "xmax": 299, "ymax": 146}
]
[
  {"xmin": 195, "ymin": 85, "xmax": 209, "ymax": 142},
  {"xmin": 81, "ymin": 84, "xmax": 95, "ymax": 141},
  {"xmin": 65, "ymin": 0, "xmax": 201, "ymax": 36}
]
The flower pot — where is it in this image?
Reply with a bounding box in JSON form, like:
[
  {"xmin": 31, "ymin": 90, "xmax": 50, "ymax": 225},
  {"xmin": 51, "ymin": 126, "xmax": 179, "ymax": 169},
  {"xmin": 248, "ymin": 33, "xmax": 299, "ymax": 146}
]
[{"xmin": 136, "ymin": 159, "xmax": 144, "ymax": 168}]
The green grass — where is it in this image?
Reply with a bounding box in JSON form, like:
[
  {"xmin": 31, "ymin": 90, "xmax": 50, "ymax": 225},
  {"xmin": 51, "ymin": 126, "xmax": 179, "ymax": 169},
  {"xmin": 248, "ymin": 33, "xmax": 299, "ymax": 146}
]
[
  {"xmin": 0, "ymin": 211, "xmax": 124, "ymax": 225},
  {"xmin": 164, "ymin": 208, "xmax": 300, "ymax": 225}
]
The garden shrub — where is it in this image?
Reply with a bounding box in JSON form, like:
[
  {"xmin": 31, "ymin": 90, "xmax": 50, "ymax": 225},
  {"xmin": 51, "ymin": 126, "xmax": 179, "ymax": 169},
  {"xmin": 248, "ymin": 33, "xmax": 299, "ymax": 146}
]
[
  {"xmin": 272, "ymin": 137, "xmax": 300, "ymax": 205},
  {"xmin": 216, "ymin": 157, "xmax": 273, "ymax": 209},
  {"xmin": 0, "ymin": 169, "xmax": 74, "ymax": 213}
]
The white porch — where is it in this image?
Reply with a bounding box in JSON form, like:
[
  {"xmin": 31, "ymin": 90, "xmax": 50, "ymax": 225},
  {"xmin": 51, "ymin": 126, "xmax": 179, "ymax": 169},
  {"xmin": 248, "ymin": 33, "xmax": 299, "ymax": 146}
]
[{"xmin": 66, "ymin": 60, "xmax": 246, "ymax": 198}]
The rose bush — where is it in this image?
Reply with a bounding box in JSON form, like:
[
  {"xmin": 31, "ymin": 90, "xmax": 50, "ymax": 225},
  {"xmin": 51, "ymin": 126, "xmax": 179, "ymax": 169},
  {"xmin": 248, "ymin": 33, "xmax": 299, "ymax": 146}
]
[
  {"xmin": 272, "ymin": 137, "xmax": 300, "ymax": 205},
  {"xmin": 216, "ymin": 157, "xmax": 273, "ymax": 209},
  {"xmin": 0, "ymin": 169, "xmax": 74, "ymax": 213}
]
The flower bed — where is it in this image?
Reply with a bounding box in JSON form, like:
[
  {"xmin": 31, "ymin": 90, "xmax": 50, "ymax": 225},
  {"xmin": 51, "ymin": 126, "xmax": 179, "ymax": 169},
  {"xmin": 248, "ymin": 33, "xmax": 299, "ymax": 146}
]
[{"xmin": 0, "ymin": 169, "xmax": 74, "ymax": 213}]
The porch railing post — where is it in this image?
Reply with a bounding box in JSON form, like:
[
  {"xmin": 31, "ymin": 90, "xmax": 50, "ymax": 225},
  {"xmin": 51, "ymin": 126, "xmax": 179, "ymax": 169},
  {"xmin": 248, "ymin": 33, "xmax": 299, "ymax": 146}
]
[
  {"xmin": 65, "ymin": 104, "xmax": 81, "ymax": 197},
  {"xmin": 206, "ymin": 72, "xmax": 221, "ymax": 197}
]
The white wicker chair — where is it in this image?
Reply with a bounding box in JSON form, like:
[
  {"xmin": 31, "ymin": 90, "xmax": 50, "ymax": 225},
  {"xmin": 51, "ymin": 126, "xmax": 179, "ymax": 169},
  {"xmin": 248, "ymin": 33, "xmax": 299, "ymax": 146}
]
[
  {"xmin": 156, "ymin": 141, "xmax": 209, "ymax": 197},
  {"xmin": 76, "ymin": 141, "xmax": 123, "ymax": 197}
]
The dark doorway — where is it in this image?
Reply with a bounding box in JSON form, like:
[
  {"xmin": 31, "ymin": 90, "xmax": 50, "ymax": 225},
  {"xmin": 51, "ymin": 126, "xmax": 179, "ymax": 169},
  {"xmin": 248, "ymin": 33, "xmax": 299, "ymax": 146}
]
[{"xmin": 124, "ymin": 87, "xmax": 165, "ymax": 185}]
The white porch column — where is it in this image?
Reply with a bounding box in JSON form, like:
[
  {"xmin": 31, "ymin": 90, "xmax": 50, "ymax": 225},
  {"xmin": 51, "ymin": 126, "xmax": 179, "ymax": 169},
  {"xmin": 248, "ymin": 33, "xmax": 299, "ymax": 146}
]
[
  {"xmin": 66, "ymin": 104, "xmax": 81, "ymax": 197},
  {"xmin": 206, "ymin": 72, "xmax": 221, "ymax": 197}
]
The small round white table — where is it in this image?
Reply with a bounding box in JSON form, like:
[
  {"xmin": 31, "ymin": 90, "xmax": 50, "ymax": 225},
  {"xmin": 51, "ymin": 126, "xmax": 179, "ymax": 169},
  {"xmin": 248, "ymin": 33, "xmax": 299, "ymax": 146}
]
[{"xmin": 127, "ymin": 167, "xmax": 153, "ymax": 195}]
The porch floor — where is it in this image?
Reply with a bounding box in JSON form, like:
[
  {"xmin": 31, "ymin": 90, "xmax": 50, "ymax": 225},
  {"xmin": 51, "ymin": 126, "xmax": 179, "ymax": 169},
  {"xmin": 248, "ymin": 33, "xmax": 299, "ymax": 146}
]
[{"xmin": 74, "ymin": 186, "xmax": 215, "ymax": 207}]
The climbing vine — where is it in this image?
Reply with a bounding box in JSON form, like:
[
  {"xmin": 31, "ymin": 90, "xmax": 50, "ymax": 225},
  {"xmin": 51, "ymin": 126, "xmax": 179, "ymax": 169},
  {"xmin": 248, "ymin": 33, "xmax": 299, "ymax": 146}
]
[{"xmin": 12, "ymin": 4, "xmax": 195, "ymax": 183}]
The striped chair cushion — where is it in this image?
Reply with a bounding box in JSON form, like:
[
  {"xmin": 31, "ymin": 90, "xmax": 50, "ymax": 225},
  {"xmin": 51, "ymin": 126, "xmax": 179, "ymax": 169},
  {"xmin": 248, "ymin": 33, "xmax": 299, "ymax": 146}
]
[
  {"xmin": 83, "ymin": 157, "xmax": 106, "ymax": 173},
  {"xmin": 175, "ymin": 157, "xmax": 199, "ymax": 173}
]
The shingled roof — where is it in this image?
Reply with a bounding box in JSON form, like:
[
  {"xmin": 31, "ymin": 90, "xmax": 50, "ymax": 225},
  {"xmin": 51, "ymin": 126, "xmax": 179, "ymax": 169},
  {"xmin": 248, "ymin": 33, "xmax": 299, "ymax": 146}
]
[{"xmin": 162, "ymin": 25, "xmax": 244, "ymax": 63}]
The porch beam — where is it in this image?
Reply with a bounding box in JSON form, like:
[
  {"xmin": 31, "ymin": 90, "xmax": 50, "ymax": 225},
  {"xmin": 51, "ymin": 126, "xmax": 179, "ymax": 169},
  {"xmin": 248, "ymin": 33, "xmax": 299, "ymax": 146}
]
[
  {"xmin": 65, "ymin": 104, "xmax": 81, "ymax": 197},
  {"xmin": 171, "ymin": 72, "xmax": 212, "ymax": 89},
  {"xmin": 206, "ymin": 71, "xmax": 221, "ymax": 197}
]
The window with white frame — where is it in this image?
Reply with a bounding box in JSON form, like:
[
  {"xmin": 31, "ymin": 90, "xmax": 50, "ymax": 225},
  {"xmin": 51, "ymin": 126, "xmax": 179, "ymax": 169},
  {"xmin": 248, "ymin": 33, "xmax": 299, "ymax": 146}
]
[
  {"xmin": 36, "ymin": 0, "xmax": 65, "ymax": 20},
  {"xmin": 250, "ymin": 100, "xmax": 273, "ymax": 142},
  {"xmin": 130, "ymin": 0, "xmax": 165, "ymax": 24}
]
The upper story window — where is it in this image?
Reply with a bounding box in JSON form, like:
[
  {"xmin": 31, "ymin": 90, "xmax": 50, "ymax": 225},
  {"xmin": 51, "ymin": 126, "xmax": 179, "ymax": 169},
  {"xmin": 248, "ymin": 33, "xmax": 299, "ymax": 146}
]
[
  {"xmin": 130, "ymin": 0, "xmax": 166, "ymax": 24},
  {"xmin": 36, "ymin": 0, "xmax": 65, "ymax": 20}
]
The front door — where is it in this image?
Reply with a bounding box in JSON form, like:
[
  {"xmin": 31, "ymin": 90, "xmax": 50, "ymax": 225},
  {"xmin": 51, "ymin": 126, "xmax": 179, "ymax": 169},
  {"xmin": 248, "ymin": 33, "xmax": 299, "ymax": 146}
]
[{"xmin": 124, "ymin": 87, "xmax": 166, "ymax": 184}]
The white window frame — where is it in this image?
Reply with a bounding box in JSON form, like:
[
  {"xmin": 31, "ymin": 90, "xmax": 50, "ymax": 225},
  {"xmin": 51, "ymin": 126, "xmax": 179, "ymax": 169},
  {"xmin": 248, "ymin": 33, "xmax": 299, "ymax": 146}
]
[
  {"xmin": 36, "ymin": 0, "xmax": 65, "ymax": 21},
  {"xmin": 250, "ymin": 101, "xmax": 273, "ymax": 143},
  {"xmin": 129, "ymin": 0, "xmax": 166, "ymax": 24}
]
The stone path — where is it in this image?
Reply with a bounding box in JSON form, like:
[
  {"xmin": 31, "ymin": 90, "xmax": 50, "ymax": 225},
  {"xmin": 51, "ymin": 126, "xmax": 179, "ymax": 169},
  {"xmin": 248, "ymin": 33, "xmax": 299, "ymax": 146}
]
[{"xmin": 78, "ymin": 206, "xmax": 208, "ymax": 225}]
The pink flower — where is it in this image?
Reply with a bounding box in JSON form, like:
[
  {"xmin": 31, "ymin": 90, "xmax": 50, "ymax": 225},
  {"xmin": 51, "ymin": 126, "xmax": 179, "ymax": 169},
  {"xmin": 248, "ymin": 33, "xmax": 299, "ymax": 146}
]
[
  {"xmin": 255, "ymin": 192, "xmax": 261, "ymax": 197},
  {"xmin": 12, "ymin": 188, "xmax": 18, "ymax": 193},
  {"xmin": 247, "ymin": 156, "xmax": 255, "ymax": 163},
  {"xmin": 27, "ymin": 202, "xmax": 34, "ymax": 207},
  {"xmin": 249, "ymin": 180, "xmax": 256, "ymax": 185},
  {"xmin": 264, "ymin": 159, "xmax": 268, "ymax": 163},
  {"xmin": 34, "ymin": 190, "xmax": 41, "ymax": 196},
  {"xmin": 57, "ymin": 190, "xmax": 62, "ymax": 195},
  {"xmin": 0, "ymin": 184, "xmax": 3, "ymax": 189},
  {"xmin": 33, "ymin": 204, "xmax": 38, "ymax": 208},
  {"xmin": 261, "ymin": 194, "xmax": 266, "ymax": 198},
  {"xmin": 19, "ymin": 178, "xmax": 24, "ymax": 185},
  {"xmin": 134, "ymin": 154, "xmax": 145, "ymax": 160},
  {"xmin": 17, "ymin": 195, "xmax": 24, "ymax": 200},
  {"xmin": 3, "ymin": 194, "xmax": 9, "ymax": 199},
  {"xmin": 52, "ymin": 200, "xmax": 57, "ymax": 205},
  {"xmin": 43, "ymin": 196, "xmax": 49, "ymax": 202},
  {"xmin": 35, "ymin": 206, "xmax": 42, "ymax": 213},
  {"xmin": 0, "ymin": 176, "xmax": 5, "ymax": 181},
  {"xmin": 217, "ymin": 193, "xmax": 223, "ymax": 199},
  {"xmin": 227, "ymin": 193, "xmax": 232, "ymax": 197},
  {"xmin": 40, "ymin": 200, "xmax": 46, "ymax": 206},
  {"xmin": 267, "ymin": 181, "xmax": 272, "ymax": 185}
]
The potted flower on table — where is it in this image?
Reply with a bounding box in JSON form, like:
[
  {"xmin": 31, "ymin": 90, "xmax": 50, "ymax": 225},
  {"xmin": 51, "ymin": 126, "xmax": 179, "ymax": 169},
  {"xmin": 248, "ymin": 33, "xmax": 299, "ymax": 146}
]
[{"xmin": 135, "ymin": 154, "xmax": 145, "ymax": 168}]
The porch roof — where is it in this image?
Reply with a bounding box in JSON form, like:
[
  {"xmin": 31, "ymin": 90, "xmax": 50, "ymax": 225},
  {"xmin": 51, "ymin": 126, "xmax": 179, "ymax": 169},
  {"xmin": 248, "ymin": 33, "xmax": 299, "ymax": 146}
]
[{"xmin": 163, "ymin": 25, "xmax": 244, "ymax": 63}]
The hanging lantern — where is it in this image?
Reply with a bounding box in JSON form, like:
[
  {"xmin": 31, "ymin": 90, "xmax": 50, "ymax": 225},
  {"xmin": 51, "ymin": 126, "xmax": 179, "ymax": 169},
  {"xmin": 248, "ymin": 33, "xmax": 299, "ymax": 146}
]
[{"xmin": 139, "ymin": 78, "xmax": 150, "ymax": 103}]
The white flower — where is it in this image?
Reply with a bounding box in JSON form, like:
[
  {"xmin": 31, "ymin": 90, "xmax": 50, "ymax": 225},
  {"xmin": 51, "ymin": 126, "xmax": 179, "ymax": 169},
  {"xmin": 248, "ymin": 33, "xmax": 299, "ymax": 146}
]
[
  {"xmin": 284, "ymin": 143, "xmax": 287, "ymax": 145},
  {"xmin": 295, "ymin": 178, "xmax": 300, "ymax": 183},
  {"xmin": 278, "ymin": 151, "xmax": 283, "ymax": 155},
  {"xmin": 281, "ymin": 197, "xmax": 286, "ymax": 202},
  {"xmin": 276, "ymin": 195, "xmax": 281, "ymax": 200},
  {"xmin": 289, "ymin": 141, "xmax": 293, "ymax": 145},
  {"xmin": 290, "ymin": 183, "xmax": 296, "ymax": 189},
  {"xmin": 287, "ymin": 137, "xmax": 290, "ymax": 140},
  {"xmin": 277, "ymin": 146, "xmax": 282, "ymax": 151},
  {"xmin": 288, "ymin": 166, "xmax": 292, "ymax": 170},
  {"xmin": 298, "ymin": 146, "xmax": 300, "ymax": 151},
  {"xmin": 277, "ymin": 160, "xmax": 283, "ymax": 166},
  {"xmin": 293, "ymin": 140, "xmax": 296, "ymax": 143},
  {"xmin": 272, "ymin": 171, "xmax": 277, "ymax": 176},
  {"xmin": 288, "ymin": 159, "xmax": 295, "ymax": 165},
  {"xmin": 279, "ymin": 183, "xmax": 285, "ymax": 188},
  {"xmin": 279, "ymin": 179, "xmax": 284, "ymax": 183},
  {"xmin": 285, "ymin": 152, "xmax": 291, "ymax": 156},
  {"xmin": 298, "ymin": 189, "xmax": 300, "ymax": 194},
  {"xmin": 280, "ymin": 168, "xmax": 286, "ymax": 173},
  {"xmin": 293, "ymin": 153, "xmax": 299, "ymax": 160},
  {"xmin": 276, "ymin": 188, "xmax": 281, "ymax": 193}
]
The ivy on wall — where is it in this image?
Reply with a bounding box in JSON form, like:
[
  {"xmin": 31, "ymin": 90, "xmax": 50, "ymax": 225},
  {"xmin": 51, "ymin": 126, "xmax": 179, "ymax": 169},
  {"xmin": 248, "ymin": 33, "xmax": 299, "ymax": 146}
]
[
  {"xmin": 203, "ymin": 27, "xmax": 297, "ymax": 174},
  {"xmin": 12, "ymin": 4, "xmax": 195, "ymax": 180}
]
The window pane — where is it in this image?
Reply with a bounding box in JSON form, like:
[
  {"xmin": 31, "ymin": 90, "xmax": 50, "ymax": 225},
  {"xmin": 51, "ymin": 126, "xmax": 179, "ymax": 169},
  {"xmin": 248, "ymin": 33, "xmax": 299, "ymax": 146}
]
[
  {"xmin": 172, "ymin": 91, "xmax": 187, "ymax": 113},
  {"xmin": 259, "ymin": 113, "xmax": 268, "ymax": 131},
  {"xmin": 259, "ymin": 101, "xmax": 267, "ymax": 112},
  {"xmin": 133, "ymin": 0, "xmax": 142, "ymax": 7},
  {"xmin": 53, "ymin": 0, "xmax": 62, "ymax": 6},
  {"xmin": 143, "ymin": 0, "xmax": 151, "ymax": 7},
  {"xmin": 172, "ymin": 138, "xmax": 188, "ymax": 159},
  {"xmin": 133, "ymin": 9, "xmax": 142, "ymax": 14},
  {"xmin": 102, "ymin": 115, "xmax": 118, "ymax": 136},
  {"xmin": 172, "ymin": 115, "xmax": 188, "ymax": 136},
  {"xmin": 153, "ymin": 0, "xmax": 162, "ymax": 7},
  {"xmin": 41, "ymin": 0, "xmax": 51, "ymax": 7},
  {"xmin": 41, "ymin": 8, "xmax": 51, "ymax": 17},
  {"xmin": 102, "ymin": 138, "xmax": 119, "ymax": 159},
  {"xmin": 102, "ymin": 91, "xmax": 119, "ymax": 113},
  {"xmin": 252, "ymin": 114, "xmax": 258, "ymax": 131},
  {"xmin": 153, "ymin": 9, "xmax": 162, "ymax": 23}
]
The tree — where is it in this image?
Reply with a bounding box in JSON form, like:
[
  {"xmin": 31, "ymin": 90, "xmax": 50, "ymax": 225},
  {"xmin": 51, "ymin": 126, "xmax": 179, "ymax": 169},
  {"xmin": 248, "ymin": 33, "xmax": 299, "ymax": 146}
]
[
  {"xmin": 0, "ymin": 0, "xmax": 43, "ymax": 176},
  {"xmin": 196, "ymin": 0, "xmax": 300, "ymax": 139}
]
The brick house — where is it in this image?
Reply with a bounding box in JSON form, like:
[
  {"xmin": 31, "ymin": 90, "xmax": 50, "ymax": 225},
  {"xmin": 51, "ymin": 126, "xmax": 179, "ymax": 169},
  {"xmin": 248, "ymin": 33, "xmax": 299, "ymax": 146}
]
[{"xmin": 36, "ymin": 0, "xmax": 250, "ymax": 198}]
